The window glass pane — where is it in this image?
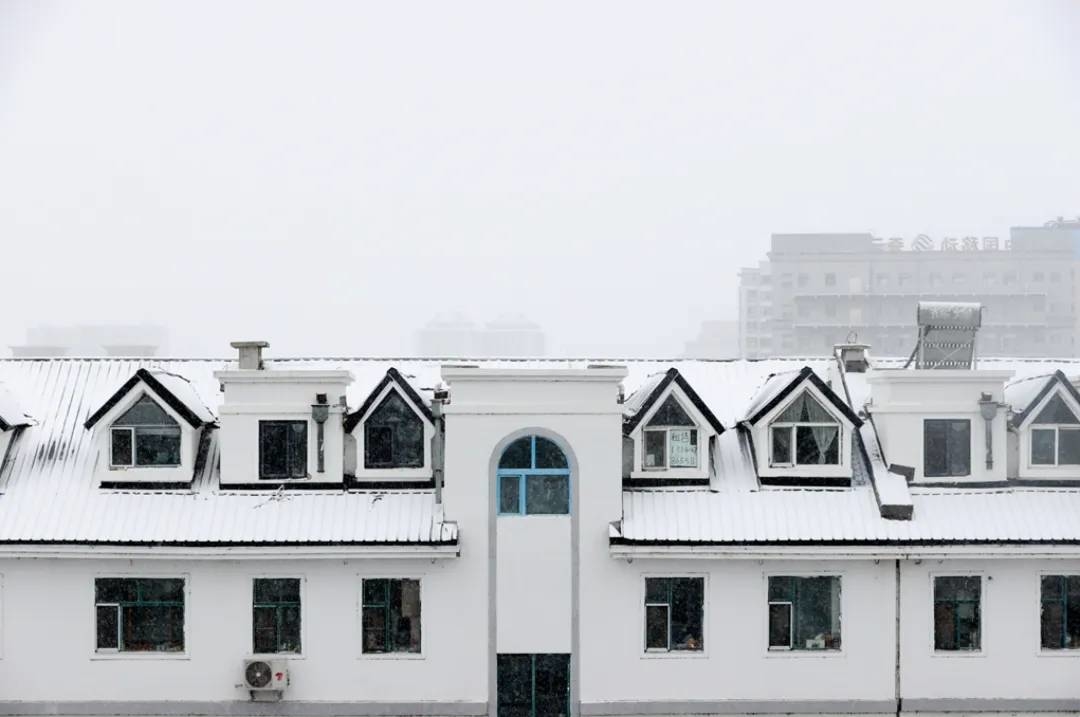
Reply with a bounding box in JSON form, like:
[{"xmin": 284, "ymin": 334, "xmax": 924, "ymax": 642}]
[
  {"xmin": 647, "ymin": 396, "xmax": 696, "ymax": 427},
  {"xmin": 795, "ymin": 425, "xmax": 839, "ymax": 465},
  {"xmin": 924, "ymin": 421, "xmax": 947, "ymax": 476},
  {"xmin": 253, "ymin": 606, "xmax": 278, "ymax": 653},
  {"xmin": 1059, "ymin": 429, "xmax": 1080, "ymax": 465},
  {"xmin": 768, "ymin": 576, "xmax": 794, "ymax": 602},
  {"xmin": 525, "ymin": 475, "xmax": 569, "ymax": 515},
  {"xmin": 134, "ymin": 426, "xmax": 181, "ymax": 466},
  {"xmin": 668, "ymin": 429, "xmax": 698, "ymax": 468},
  {"xmin": 280, "ymin": 604, "xmax": 302, "ymax": 652},
  {"xmin": 110, "ymin": 429, "xmax": 133, "ymax": 466},
  {"xmin": 1034, "ymin": 394, "xmax": 1080, "ymax": 424},
  {"xmin": 645, "ymin": 605, "xmax": 669, "ymax": 649},
  {"xmin": 363, "ymin": 579, "xmax": 386, "ymax": 605},
  {"xmin": 138, "ymin": 578, "xmax": 184, "ymax": 602},
  {"xmin": 96, "ymin": 605, "xmax": 118, "ymax": 649},
  {"xmin": 122, "ymin": 604, "xmax": 184, "ymax": 652},
  {"xmin": 1032, "ymin": 429, "xmax": 1057, "ymax": 465},
  {"xmin": 113, "ymin": 395, "xmax": 179, "ymax": 427},
  {"xmin": 793, "ymin": 577, "xmax": 841, "ymax": 650},
  {"xmin": 643, "ymin": 430, "xmax": 666, "ymax": 469},
  {"xmin": 361, "ymin": 607, "xmax": 387, "ymax": 653},
  {"xmin": 644, "ymin": 578, "xmax": 669, "ymax": 604},
  {"xmin": 259, "ymin": 422, "xmax": 287, "ymax": 478},
  {"xmin": 669, "ymin": 578, "xmax": 704, "ymax": 651},
  {"xmin": 499, "ymin": 438, "xmax": 531, "ymax": 469},
  {"xmin": 364, "ymin": 425, "xmax": 394, "ymax": 467},
  {"xmin": 364, "ymin": 392, "xmax": 424, "ymax": 468},
  {"xmin": 392, "ymin": 579, "xmax": 421, "ymax": 653},
  {"xmin": 770, "ymin": 427, "xmax": 792, "ymax": 465},
  {"xmin": 776, "ymin": 393, "xmax": 836, "ymax": 423},
  {"xmin": 534, "ymin": 654, "xmax": 570, "ymax": 717},
  {"xmin": 497, "ymin": 655, "xmax": 533, "ymax": 717},
  {"xmin": 934, "ymin": 602, "xmax": 957, "ymax": 650},
  {"xmin": 499, "ymin": 475, "xmax": 521, "ymax": 514},
  {"xmin": 948, "ymin": 421, "xmax": 971, "ymax": 476},
  {"xmin": 934, "ymin": 576, "xmax": 980, "ymax": 651},
  {"xmin": 925, "ymin": 420, "xmax": 970, "ymax": 477},
  {"xmin": 534, "ymin": 437, "xmax": 568, "ymax": 469},
  {"xmin": 955, "ymin": 601, "xmax": 980, "ymax": 650},
  {"xmin": 768, "ymin": 603, "xmax": 792, "ymax": 648},
  {"xmin": 1042, "ymin": 576, "xmax": 1065, "ymax": 650},
  {"xmin": 96, "ymin": 578, "xmax": 137, "ymax": 603},
  {"xmin": 287, "ymin": 422, "xmax": 307, "ymax": 477}
]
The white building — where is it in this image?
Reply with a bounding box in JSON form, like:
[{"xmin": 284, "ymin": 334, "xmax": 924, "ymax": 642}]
[{"xmin": 0, "ymin": 336, "xmax": 1078, "ymax": 717}]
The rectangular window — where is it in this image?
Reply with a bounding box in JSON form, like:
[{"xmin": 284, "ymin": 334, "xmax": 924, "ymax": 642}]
[
  {"xmin": 361, "ymin": 578, "xmax": 421, "ymax": 654},
  {"xmin": 644, "ymin": 577, "xmax": 704, "ymax": 652},
  {"xmin": 110, "ymin": 426, "xmax": 181, "ymax": 467},
  {"xmin": 259, "ymin": 421, "xmax": 307, "ymax": 479},
  {"xmin": 1032, "ymin": 428, "xmax": 1080, "ymax": 466},
  {"xmin": 643, "ymin": 429, "xmax": 666, "ymax": 469},
  {"xmin": 1041, "ymin": 575, "xmax": 1080, "ymax": 650},
  {"xmin": 253, "ymin": 578, "xmax": 301, "ymax": 654},
  {"xmin": 933, "ymin": 576, "xmax": 981, "ymax": 651},
  {"xmin": 643, "ymin": 428, "xmax": 698, "ymax": 470},
  {"xmin": 923, "ymin": 420, "xmax": 971, "ymax": 477},
  {"xmin": 111, "ymin": 428, "xmax": 134, "ymax": 467},
  {"xmin": 95, "ymin": 578, "xmax": 184, "ymax": 652},
  {"xmin": 767, "ymin": 576, "xmax": 841, "ymax": 651},
  {"xmin": 497, "ymin": 654, "xmax": 569, "ymax": 717}
]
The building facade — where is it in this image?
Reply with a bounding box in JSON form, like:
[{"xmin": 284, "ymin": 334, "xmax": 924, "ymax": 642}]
[
  {"xmin": 738, "ymin": 219, "xmax": 1080, "ymax": 358},
  {"xmin": 0, "ymin": 338, "xmax": 1079, "ymax": 716}
]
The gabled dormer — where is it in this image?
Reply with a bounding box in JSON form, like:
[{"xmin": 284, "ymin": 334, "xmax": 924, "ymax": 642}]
[
  {"xmin": 83, "ymin": 368, "xmax": 214, "ymax": 487},
  {"xmin": 623, "ymin": 368, "xmax": 724, "ymax": 484},
  {"xmin": 1008, "ymin": 370, "xmax": 1080, "ymax": 480},
  {"xmin": 344, "ymin": 368, "xmax": 436, "ymax": 484},
  {"xmin": 741, "ymin": 366, "xmax": 861, "ymax": 486}
]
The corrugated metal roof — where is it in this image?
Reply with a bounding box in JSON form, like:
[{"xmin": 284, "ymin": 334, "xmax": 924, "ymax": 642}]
[{"xmin": 0, "ymin": 383, "xmax": 33, "ymax": 428}]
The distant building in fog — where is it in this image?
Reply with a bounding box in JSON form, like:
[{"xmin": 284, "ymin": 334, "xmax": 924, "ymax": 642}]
[
  {"xmin": 415, "ymin": 313, "xmax": 546, "ymax": 357},
  {"xmin": 10, "ymin": 324, "xmax": 167, "ymax": 357},
  {"xmin": 738, "ymin": 218, "xmax": 1080, "ymax": 358},
  {"xmin": 683, "ymin": 319, "xmax": 739, "ymax": 359}
]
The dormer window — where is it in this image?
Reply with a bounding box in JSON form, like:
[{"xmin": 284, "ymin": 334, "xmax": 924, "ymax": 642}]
[
  {"xmin": 1030, "ymin": 394, "xmax": 1080, "ymax": 466},
  {"xmin": 643, "ymin": 396, "xmax": 698, "ymax": 470},
  {"xmin": 365, "ymin": 391, "xmax": 424, "ymax": 469},
  {"xmin": 109, "ymin": 395, "xmax": 181, "ymax": 468},
  {"xmin": 768, "ymin": 392, "xmax": 840, "ymax": 467}
]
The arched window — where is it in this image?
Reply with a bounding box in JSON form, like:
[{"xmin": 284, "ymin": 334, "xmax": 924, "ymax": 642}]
[
  {"xmin": 110, "ymin": 395, "xmax": 181, "ymax": 467},
  {"xmin": 496, "ymin": 436, "xmax": 570, "ymax": 515},
  {"xmin": 769, "ymin": 392, "xmax": 840, "ymax": 467}
]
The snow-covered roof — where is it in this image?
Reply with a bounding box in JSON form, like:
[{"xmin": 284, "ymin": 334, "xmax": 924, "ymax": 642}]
[
  {"xmin": 0, "ymin": 383, "xmax": 33, "ymax": 430},
  {"xmin": 83, "ymin": 368, "xmax": 216, "ymax": 429}
]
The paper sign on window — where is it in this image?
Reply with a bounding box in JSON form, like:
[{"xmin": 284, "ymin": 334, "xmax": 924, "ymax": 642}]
[{"xmin": 668, "ymin": 429, "xmax": 697, "ymax": 467}]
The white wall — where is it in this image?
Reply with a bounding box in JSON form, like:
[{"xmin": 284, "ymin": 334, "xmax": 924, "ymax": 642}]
[
  {"xmin": 0, "ymin": 556, "xmax": 484, "ymax": 703},
  {"xmin": 496, "ymin": 518, "xmax": 571, "ymax": 653},
  {"xmin": 579, "ymin": 558, "xmax": 897, "ymax": 704},
  {"xmin": 900, "ymin": 558, "xmax": 1080, "ymax": 702}
]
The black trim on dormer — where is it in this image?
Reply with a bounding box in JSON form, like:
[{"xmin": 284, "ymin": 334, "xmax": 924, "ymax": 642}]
[
  {"xmin": 622, "ymin": 368, "xmax": 725, "ymax": 436},
  {"xmin": 344, "ymin": 368, "xmax": 435, "ymax": 433},
  {"xmin": 1011, "ymin": 370, "xmax": 1080, "ymax": 428},
  {"xmin": 83, "ymin": 369, "xmax": 207, "ymax": 430},
  {"xmin": 744, "ymin": 366, "xmax": 863, "ymax": 428}
]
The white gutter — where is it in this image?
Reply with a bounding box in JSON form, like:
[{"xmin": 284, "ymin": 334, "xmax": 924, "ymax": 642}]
[
  {"xmin": 0, "ymin": 543, "xmax": 461, "ymax": 560},
  {"xmin": 610, "ymin": 543, "xmax": 1080, "ymax": 560}
]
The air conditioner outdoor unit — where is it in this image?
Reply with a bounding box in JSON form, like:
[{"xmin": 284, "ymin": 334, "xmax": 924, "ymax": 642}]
[{"xmin": 243, "ymin": 658, "xmax": 289, "ymax": 697}]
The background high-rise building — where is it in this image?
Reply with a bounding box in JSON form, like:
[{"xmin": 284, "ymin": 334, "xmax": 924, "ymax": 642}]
[
  {"xmin": 9, "ymin": 324, "xmax": 168, "ymax": 357},
  {"xmin": 414, "ymin": 313, "xmax": 546, "ymax": 357},
  {"xmin": 737, "ymin": 219, "xmax": 1080, "ymax": 358}
]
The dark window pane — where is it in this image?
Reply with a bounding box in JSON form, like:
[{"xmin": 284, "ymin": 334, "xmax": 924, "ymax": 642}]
[
  {"xmin": 499, "ymin": 475, "xmax": 521, "ymax": 514},
  {"xmin": 365, "ymin": 425, "xmax": 393, "ymax": 467},
  {"xmin": 362, "ymin": 607, "xmax": 387, "ymax": 653},
  {"xmin": 795, "ymin": 425, "xmax": 839, "ymax": 465},
  {"xmin": 1032, "ymin": 429, "xmax": 1056, "ymax": 465},
  {"xmin": 364, "ymin": 392, "xmax": 424, "ymax": 468},
  {"xmin": 644, "ymin": 577, "xmax": 669, "ymax": 604},
  {"xmin": 1034, "ymin": 394, "xmax": 1080, "ymax": 424},
  {"xmin": 499, "ymin": 438, "xmax": 531, "ymax": 469},
  {"xmin": 534, "ymin": 437, "xmax": 568, "ymax": 469},
  {"xmin": 497, "ymin": 655, "xmax": 533, "ymax": 717},
  {"xmin": 259, "ymin": 421, "xmax": 307, "ymax": 479},
  {"xmin": 645, "ymin": 605, "xmax": 669, "ymax": 649},
  {"xmin": 534, "ymin": 654, "xmax": 570, "ymax": 717},
  {"xmin": 253, "ymin": 606, "xmax": 278, "ymax": 653},
  {"xmin": 96, "ymin": 578, "xmax": 136, "ymax": 603},
  {"xmin": 110, "ymin": 429, "xmax": 133, "ymax": 466},
  {"xmin": 647, "ymin": 396, "xmax": 696, "ymax": 427},
  {"xmin": 669, "ymin": 578, "xmax": 703, "ymax": 651},
  {"xmin": 392, "ymin": 579, "xmax": 421, "ymax": 653},
  {"xmin": 1060, "ymin": 429, "xmax": 1080, "ymax": 465},
  {"xmin": 934, "ymin": 602, "xmax": 956, "ymax": 650},
  {"xmin": 363, "ymin": 579, "xmax": 386, "ymax": 605},
  {"xmin": 96, "ymin": 605, "xmax": 118, "ymax": 649},
  {"xmin": 776, "ymin": 392, "xmax": 835, "ymax": 423},
  {"xmin": 287, "ymin": 422, "xmax": 307, "ymax": 477},
  {"xmin": 122, "ymin": 604, "xmax": 184, "ymax": 652},
  {"xmin": 138, "ymin": 578, "xmax": 184, "ymax": 602},
  {"xmin": 934, "ymin": 576, "xmax": 980, "ymax": 651},
  {"xmin": 948, "ymin": 421, "xmax": 971, "ymax": 476},
  {"xmin": 768, "ymin": 602, "xmax": 792, "ymax": 648},
  {"xmin": 113, "ymin": 395, "xmax": 179, "ymax": 427},
  {"xmin": 768, "ymin": 576, "xmax": 794, "ymax": 602},
  {"xmin": 955, "ymin": 601, "xmax": 980, "ymax": 650},
  {"xmin": 925, "ymin": 420, "xmax": 970, "ymax": 477},
  {"xmin": 280, "ymin": 604, "xmax": 301, "ymax": 652},
  {"xmin": 793, "ymin": 577, "xmax": 841, "ymax": 650},
  {"xmin": 525, "ymin": 475, "xmax": 569, "ymax": 515},
  {"xmin": 770, "ymin": 426, "xmax": 792, "ymax": 465},
  {"xmin": 134, "ymin": 427, "xmax": 181, "ymax": 466},
  {"xmin": 644, "ymin": 430, "xmax": 666, "ymax": 469},
  {"xmin": 1042, "ymin": 593, "xmax": 1065, "ymax": 650}
]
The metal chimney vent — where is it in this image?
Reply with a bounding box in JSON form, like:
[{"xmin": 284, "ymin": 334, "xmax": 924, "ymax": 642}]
[{"xmin": 906, "ymin": 302, "xmax": 982, "ymax": 369}]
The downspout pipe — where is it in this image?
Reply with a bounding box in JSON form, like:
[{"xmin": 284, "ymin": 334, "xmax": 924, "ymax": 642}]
[
  {"xmin": 311, "ymin": 393, "xmax": 329, "ymax": 474},
  {"xmin": 977, "ymin": 393, "xmax": 1005, "ymax": 471},
  {"xmin": 432, "ymin": 389, "xmax": 447, "ymax": 505},
  {"xmin": 895, "ymin": 559, "xmax": 902, "ymax": 717}
]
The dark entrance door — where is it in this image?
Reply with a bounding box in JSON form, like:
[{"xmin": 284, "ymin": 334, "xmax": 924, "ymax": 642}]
[{"xmin": 497, "ymin": 653, "xmax": 570, "ymax": 717}]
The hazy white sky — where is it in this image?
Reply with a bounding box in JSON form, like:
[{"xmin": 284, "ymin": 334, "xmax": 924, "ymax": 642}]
[{"xmin": 1, "ymin": 0, "xmax": 1078, "ymax": 357}]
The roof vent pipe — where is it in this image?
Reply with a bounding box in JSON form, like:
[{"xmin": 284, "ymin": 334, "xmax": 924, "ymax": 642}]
[
  {"xmin": 231, "ymin": 341, "xmax": 269, "ymax": 370},
  {"xmin": 835, "ymin": 340, "xmax": 870, "ymax": 373}
]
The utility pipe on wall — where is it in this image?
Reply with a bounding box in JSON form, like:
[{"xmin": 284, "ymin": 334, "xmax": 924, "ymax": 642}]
[
  {"xmin": 311, "ymin": 393, "xmax": 329, "ymax": 474},
  {"xmin": 432, "ymin": 388, "xmax": 447, "ymax": 505}
]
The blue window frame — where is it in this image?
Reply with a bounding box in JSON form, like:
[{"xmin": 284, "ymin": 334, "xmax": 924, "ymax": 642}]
[{"xmin": 496, "ymin": 436, "xmax": 570, "ymax": 515}]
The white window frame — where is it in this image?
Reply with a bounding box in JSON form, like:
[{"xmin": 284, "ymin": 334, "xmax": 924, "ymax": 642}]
[
  {"xmin": 928, "ymin": 571, "xmax": 986, "ymax": 658},
  {"xmin": 1037, "ymin": 571, "xmax": 1080, "ymax": 657},
  {"xmin": 1031, "ymin": 425, "xmax": 1080, "ymax": 467},
  {"xmin": 356, "ymin": 574, "xmax": 425, "ymax": 660},
  {"xmin": 768, "ymin": 421, "xmax": 842, "ymax": 468},
  {"xmin": 754, "ymin": 382, "xmax": 852, "ymax": 480},
  {"xmin": 1019, "ymin": 386, "xmax": 1080, "ymax": 479},
  {"xmin": 251, "ymin": 574, "xmax": 307, "ymax": 659},
  {"xmin": 763, "ymin": 571, "xmax": 844, "ymax": 658},
  {"xmin": 90, "ymin": 573, "xmax": 190, "ymax": 661},
  {"xmin": 639, "ymin": 572, "xmax": 708, "ymax": 660},
  {"xmin": 629, "ymin": 387, "xmax": 715, "ymax": 481},
  {"xmin": 352, "ymin": 383, "xmax": 435, "ymax": 482},
  {"xmin": 642, "ymin": 425, "xmax": 699, "ymax": 471}
]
